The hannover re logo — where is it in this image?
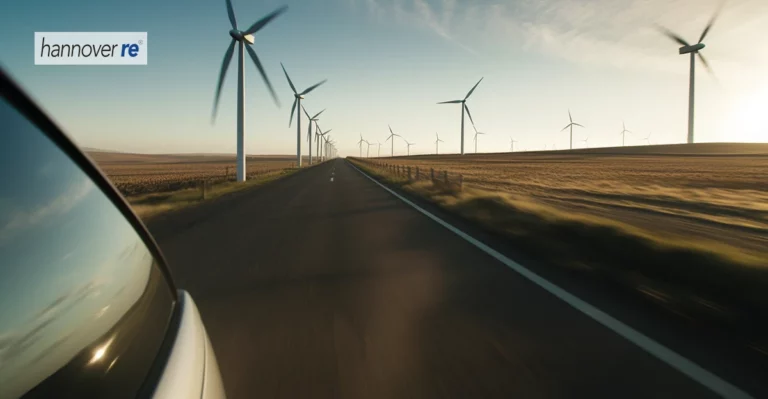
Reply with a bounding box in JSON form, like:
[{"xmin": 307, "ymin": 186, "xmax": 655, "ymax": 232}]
[{"xmin": 35, "ymin": 32, "xmax": 147, "ymax": 65}]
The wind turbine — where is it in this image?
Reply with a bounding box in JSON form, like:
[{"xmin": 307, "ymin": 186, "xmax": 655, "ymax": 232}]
[
  {"xmin": 317, "ymin": 126, "xmax": 331, "ymax": 161},
  {"xmin": 581, "ymin": 137, "xmax": 590, "ymax": 148},
  {"xmin": 376, "ymin": 141, "xmax": 382, "ymax": 157},
  {"xmin": 438, "ymin": 77, "xmax": 483, "ymax": 155},
  {"xmin": 385, "ymin": 125, "xmax": 401, "ymax": 157},
  {"xmin": 365, "ymin": 140, "xmax": 372, "ymax": 158},
  {"xmin": 404, "ymin": 140, "xmax": 415, "ymax": 156},
  {"xmin": 643, "ymin": 132, "xmax": 653, "ymax": 145},
  {"xmin": 620, "ymin": 122, "xmax": 632, "ymax": 146},
  {"xmin": 282, "ymin": 63, "xmax": 326, "ymax": 168},
  {"xmin": 301, "ymin": 105, "xmax": 324, "ymax": 165},
  {"xmin": 212, "ymin": 3, "xmax": 287, "ymax": 182},
  {"xmin": 435, "ymin": 133, "xmax": 444, "ymax": 155},
  {"xmin": 472, "ymin": 125, "xmax": 486, "ymax": 154},
  {"xmin": 510, "ymin": 137, "xmax": 518, "ymax": 152},
  {"xmin": 657, "ymin": 5, "xmax": 721, "ymax": 144},
  {"xmin": 561, "ymin": 110, "xmax": 584, "ymax": 150},
  {"xmin": 357, "ymin": 134, "xmax": 364, "ymax": 157}
]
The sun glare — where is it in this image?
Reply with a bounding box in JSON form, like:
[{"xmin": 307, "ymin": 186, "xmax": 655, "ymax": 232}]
[{"xmin": 724, "ymin": 87, "xmax": 768, "ymax": 143}]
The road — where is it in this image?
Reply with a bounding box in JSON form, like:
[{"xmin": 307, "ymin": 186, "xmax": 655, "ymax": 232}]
[{"xmin": 150, "ymin": 159, "xmax": 751, "ymax": 398}]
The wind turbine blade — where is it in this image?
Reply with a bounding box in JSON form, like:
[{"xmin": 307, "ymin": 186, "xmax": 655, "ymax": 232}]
[
  {"xmin": 312, "ymin": 109, "xmax": 325, "ymax": 119},
  {"xmin": 212, "ymin": 39, "xmax": 236, "ymax": 122},
  {"xmin": 225, "ymin": 0, "xmax": 238, "ymax": 29},
  {"xmin": 656, "ymin": 25, "xmax": 690, "ymax": 46},
  {"xmin": 464, "ymin": 103, "xmax": 475, "ymax": 126},
  {"xmin": 300, "ymin": 79, "xmax": 327, "ymax": 96},
  {"xmin": 244, "ymin": 5, "xmax": 288, "ymax": 35},
  {"xmin": 698, "ymin": 3, "xmax": 723, "ymax": 43},
  {"xmin": 301, "ymin": 104, "xmax": 310, "ymax": 118},
  {"xmin": 281, "ymin": 62, "xmax": 297, "ymax": 94},
  {"xmin": 289, "ymin": 98, "xmax": 297, "ymax": 127},
  {"xmin": 438, "ymin": 100, "xmax": 463, "ymax": 104},
  {"xmin": 697, "ymin": 52, "xmax": 714, "ymax": 75},
  {"xmin": 561, "ymin": 124, "xmax": 571, "ymax": 132},
  {"xmin": 246, "ymin": 45, "xmax": 279, "ymax": 106},
  {"xmin": 324, "ymin": 129, "xmax": 332, "ymax": 134},
  {"xmin": 385, "ymin": 136, "xmax": 391, "ymax": 143},
  {"xmin": 464, "ymin": 77, "xmax": 484, "ymax": 100},
  {"xmin": 568, "ymin": 109, "xmax": 573, "ymax": 123},
  {"xmin": 389, "ymin": 125, "xmax": 394, "ymax": 135},
  {"xmin": 573, "ymin": 123, "xmax": 585, "ymax": 128}
]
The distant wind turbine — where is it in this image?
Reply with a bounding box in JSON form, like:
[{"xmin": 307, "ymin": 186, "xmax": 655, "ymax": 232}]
[
  {"xmin": 316, "ymin": 126, "xmax": 331, "ymax": 161},
  {"xmin": 385, "ymin": 125, "xmax": 401, "ymax": 157},
  {"xmin": 657, "ymin": 4, "xmax": 721, "ymax": 144},
  {"xmin": 212, "ymin": 2, "xmax": 287, "ymax": 182},
  {"xmin": 357, "ymin": 134, "xmax": 364, "ymax": 157},
  {"xmin": 376, "ymin": 141, "xmax": 381, "ymax": 157},
  {"xmin": 643, "ymin": 132, "xmax": 653, "ymax": 145},
  {"xmin": 620, "ymin": 122, "xmax": 632, "ymax": 147},
  {"xmin": 435, "ymin": 132, "xmax": 444, "ymax": 155},
  {"xmin": 472, "ymin": 125, "xmax": 486, "ymax": 153},
  {"xmin": 561, "ymin": 110, "xmax": 584, "ymax": 150},
  {"xmin": 281, "ymin": 62, "xmax": 326, "ymax": 168},
  {"xmin": 365, "ymin": 140, "xmax": 372, "ymax": 158},
  {"xmin": 405, "ymin": 140, "xmax": 415, "ymax": 156},
  {"xmin": 438, "ymin": 77, "xmax": 483, "ymax": 155},
  {"xmin": 301, "ymin": 106, "xmax": 324, "ymax": 165},
  {"xmin": 510, "ymin": 137, "xmax": 518, "ymax": 152},
  {"xmin": 581, "ymin": 137, "xmax": 590, "ymax": 148}
]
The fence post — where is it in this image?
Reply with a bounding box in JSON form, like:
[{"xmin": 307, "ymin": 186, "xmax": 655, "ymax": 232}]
[
  {"xmin": 408, "ymin": 166, "xmax": 412, "ymax": 180},
  {"xmin": 416, "ymin": 167, "xmax": 420, "ymax": 180},
  {"xmin": 226, "ymin": 167, "xmax": 229, "ymax": 181},
  {"xmin": 430, "ymin": 168, "xmax": 434, "ymax": 181},
  {"xmin": 444, "ymin": 170, "xmax": 448, "ymax": 184},
  {"xmin": 201, "ymin": 180, "xmax": 207, "ymax": 200},
  {"xmin": 459, "ymin": 174, "xmax": 463, "ymax": 190}
]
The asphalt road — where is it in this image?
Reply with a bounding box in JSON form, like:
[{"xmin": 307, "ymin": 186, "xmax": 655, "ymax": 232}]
[{"xmin": 152, "ymin": 159, "xmax": 737, "ymax": 398}]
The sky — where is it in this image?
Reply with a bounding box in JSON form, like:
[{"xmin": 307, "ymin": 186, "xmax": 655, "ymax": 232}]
[{"xmin": 1, "ymin": 0, "xmax": 767, "ymax": 157}]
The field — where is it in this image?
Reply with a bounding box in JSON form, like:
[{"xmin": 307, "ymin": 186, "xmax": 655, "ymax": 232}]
[
  {"xmin": 88, "ymin": 152, "xmax": 299, "ymax": 196},
  {"xmin": 370, "ymin": 143, "xmax": 768, "ymax": 254}
]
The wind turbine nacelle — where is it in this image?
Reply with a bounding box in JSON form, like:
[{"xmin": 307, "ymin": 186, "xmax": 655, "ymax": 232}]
[
  {"xmin": 679, "ymin": 43, "xmax": 705, "ymax": 54},
  {"xmin": 229, "ymin": 30, "xmax": 255, "ymax": 44}
]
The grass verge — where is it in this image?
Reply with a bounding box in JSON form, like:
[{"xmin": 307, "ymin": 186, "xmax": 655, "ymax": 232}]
[
  {"xmin": 127, "ymin": 169, "xmax": 296, "ymax": 220},
  {"xmin": 349, "ymin": 158, "xmax": 768, "ymax": 336}
]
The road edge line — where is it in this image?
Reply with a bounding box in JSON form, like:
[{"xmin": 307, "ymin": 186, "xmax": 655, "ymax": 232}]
[{"xmin": 347, "ymin": 160, "xmax": 751, "ymax": 399}]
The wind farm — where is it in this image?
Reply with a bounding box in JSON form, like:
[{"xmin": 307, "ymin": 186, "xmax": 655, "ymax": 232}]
[{"xmin": 42, "ymin": 0, "xmax": 768, "ymax": 397}]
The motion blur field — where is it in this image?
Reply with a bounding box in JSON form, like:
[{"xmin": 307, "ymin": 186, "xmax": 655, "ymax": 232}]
[{"xmin": 375, "ymin": 143, "xmax": 768, "ymax": 254}]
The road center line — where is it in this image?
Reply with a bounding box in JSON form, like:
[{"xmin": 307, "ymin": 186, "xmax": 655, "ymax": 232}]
[{"xmin": 348, "ymin": 161, "xmax": 751, "ymax": 399}]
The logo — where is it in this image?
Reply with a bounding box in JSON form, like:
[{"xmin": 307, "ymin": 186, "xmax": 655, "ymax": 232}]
[{"xmin": 34, "ymin": 32, "xmax": 147, "ymax": 65}]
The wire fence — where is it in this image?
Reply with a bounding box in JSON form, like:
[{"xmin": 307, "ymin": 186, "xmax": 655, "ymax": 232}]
[{"xmin": 353, "ymin": 158, "xmax": 464, "ymax": 191}]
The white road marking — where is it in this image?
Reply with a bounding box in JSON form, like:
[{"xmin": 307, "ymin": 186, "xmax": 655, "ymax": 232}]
[{"xmin": 348, "ymin": 161, "xmax": 751, "ymax": 399}]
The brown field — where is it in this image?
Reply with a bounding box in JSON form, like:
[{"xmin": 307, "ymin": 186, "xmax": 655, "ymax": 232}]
[
  {"xmin": 88, "ymin": 152, "xmax": 301, "ymax": 196},
  {"xmin": 370, "ymin": 143, "xmax": 768, "ymax": 253}
]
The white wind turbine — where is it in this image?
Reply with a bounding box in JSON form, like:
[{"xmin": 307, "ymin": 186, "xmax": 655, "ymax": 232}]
[
  {"xmin": 435, "ymin": 133, "xmax": 444, "ymax": 155},
  {"xmin": 561, "ymin": 110, "xmax": 584, "ymax": 150},
  {"xmin": 510, "ymin": 137, "xmax": 517, "ymax": 152},
  {"xmin": 282, "ymin": 63, "xmax": 326, "ymax": 168},
  {"xmin": 620, "ymin": 122, "xmax": 632, "ymax": 147},
  {"xmin": 581, "ymin": 137, "xmax": 590, "ymax": 148},
  {"xmin": 385, "ymin": 125, "xmax": 401, "ymax": 157},
  {"xmin": 316, "ymin": 125, "xmax": 331, "ymax": 161},
  {"xmin": 472, "ymin": 125, "xmax": 486, "ymax": 153},
  {"xmin": 357, "ymin": 134, "xmax": 364, "ymax": 157},
  {"xmin": 301, "ymin": 105, "xmax": 324, "ymax": 165},
  {"xmin": 643, "ymin": 132, "xmax": 653, "ymax": 145},
  {"xmin": 376, "ymin": 141, "xmax": 382, "ymax": 157},
  {"xmin": 404, "ymin": 140, "xmax": 415, "ymax": 156},
  {"xmin": 657, "ymin": 5, "xmax": 721, "ymax": 144},
  {"xmin": 365, "ymin": 140, "xmax": 372, "ymax": 158},
  {"xmin": 212, "ymin": 2, "xmax": 287, "ymax": 182},
  {"xmin": 438, "ymin": 77, "xmax": 483, "ymax": 155}
]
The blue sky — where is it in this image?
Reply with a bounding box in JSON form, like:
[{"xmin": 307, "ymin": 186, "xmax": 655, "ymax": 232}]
[{"xmin": 2, "ymin": 0, "xmax": 767, "ymax": 156}]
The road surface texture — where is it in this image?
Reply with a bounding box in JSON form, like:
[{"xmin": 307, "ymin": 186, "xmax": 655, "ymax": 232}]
[{"xmin": 150, "ymin": 159, "xmax": 764, "ymax": 399}]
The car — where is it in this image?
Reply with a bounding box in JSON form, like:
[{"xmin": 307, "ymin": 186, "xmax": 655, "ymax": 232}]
[{"xmin": 0, "ymin": 67, "xmax": 226, "ymax": 398}]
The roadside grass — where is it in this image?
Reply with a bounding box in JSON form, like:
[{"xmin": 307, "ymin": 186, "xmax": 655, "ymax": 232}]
[
  {"xmin": 350, "ymin": 158, "xmax": 768, "ymax": 333},
  {"xmin": 128, "ymin": 169, "xmax": 296, "ymax": 220}
]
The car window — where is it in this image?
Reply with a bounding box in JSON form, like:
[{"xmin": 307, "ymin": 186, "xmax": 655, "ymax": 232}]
[{"xmin": 0, "ymin": 96, "xmax": 175, "ymax": 398}]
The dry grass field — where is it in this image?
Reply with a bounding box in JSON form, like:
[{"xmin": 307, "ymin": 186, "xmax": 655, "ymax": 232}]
[
  {"xmin": 88, "ymin": 152, "xmax": 299, "ymax": 196},
  {"xmin": 371, "ymin": 143, "xmax": 768, "ymax": 253}
]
